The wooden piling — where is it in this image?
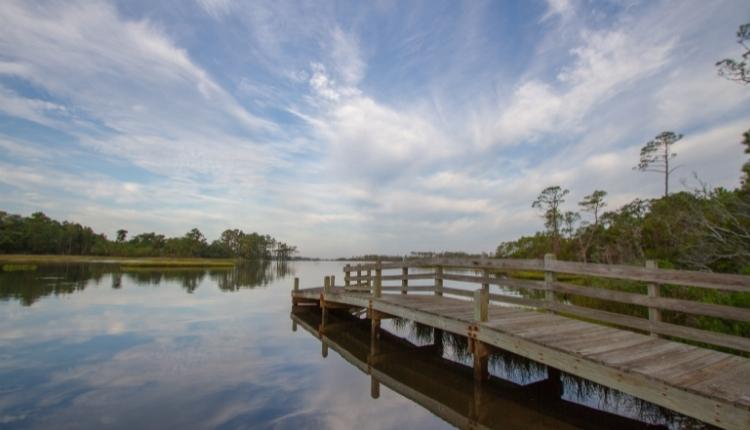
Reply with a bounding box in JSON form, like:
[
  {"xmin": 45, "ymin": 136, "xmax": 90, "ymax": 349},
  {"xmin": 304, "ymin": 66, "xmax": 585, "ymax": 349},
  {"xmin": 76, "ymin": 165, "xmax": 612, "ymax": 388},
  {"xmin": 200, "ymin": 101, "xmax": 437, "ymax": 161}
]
[
  {"xmin": 401, "ymin": 266, "xmax": 408, "ymax": 295},
  {"xmin": 370, "ymin": 375, "xmax": 380, "ymax": 399}
]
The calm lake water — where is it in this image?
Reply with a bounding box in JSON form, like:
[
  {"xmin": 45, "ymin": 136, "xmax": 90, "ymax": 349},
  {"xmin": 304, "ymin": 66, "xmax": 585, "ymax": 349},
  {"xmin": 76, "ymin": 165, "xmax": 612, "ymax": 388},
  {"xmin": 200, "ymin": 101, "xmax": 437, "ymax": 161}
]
[{"xmin": 0, "ymin": 262, "xmax": 712, "ymax": 429}]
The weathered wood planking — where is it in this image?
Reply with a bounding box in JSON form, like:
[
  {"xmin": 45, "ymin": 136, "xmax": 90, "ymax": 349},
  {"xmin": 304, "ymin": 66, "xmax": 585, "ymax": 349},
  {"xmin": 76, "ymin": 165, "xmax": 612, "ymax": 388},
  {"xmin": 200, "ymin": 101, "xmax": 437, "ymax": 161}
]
[{"xmin": 292, "ymin": 286, "xmax": 750, "ymax": 429}]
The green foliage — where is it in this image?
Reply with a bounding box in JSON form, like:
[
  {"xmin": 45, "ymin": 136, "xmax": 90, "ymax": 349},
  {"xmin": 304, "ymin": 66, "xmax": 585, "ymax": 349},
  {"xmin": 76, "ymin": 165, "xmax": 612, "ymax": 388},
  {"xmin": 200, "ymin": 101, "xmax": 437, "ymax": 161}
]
[
  {"xmin": 634, "ymin": 131, "xmax": 682, "ymax": 197},
  {"xmin": 716, "ymin": 23, "xmax": 750, "ymax": 84},
  {"xmin": 0, "ymin": 211, "xmax": 296, "ymax": 260},
  {"xmin": 531, "ymin": 186, "xmax": 569, "ymax": 253}
]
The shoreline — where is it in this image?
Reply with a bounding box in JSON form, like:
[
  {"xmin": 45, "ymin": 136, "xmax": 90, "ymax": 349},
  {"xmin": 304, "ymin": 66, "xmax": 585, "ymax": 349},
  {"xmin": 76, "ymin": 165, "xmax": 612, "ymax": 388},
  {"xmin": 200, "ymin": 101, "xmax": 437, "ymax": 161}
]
[{"xmin": 0, "ymin": 255, "xmax": 237, "ymax": 268}]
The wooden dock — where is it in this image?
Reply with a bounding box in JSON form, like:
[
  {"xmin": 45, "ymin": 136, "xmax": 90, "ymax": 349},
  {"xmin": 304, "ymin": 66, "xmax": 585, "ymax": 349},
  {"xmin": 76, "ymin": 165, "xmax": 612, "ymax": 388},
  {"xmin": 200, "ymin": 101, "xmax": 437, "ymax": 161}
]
[
  {"xmin": 291, "ymin": 307, "xmax": 666, "ymax": 429},
  {"xmin": 291, "ymin": 257, "xmax": 750, "ymax": 429}
]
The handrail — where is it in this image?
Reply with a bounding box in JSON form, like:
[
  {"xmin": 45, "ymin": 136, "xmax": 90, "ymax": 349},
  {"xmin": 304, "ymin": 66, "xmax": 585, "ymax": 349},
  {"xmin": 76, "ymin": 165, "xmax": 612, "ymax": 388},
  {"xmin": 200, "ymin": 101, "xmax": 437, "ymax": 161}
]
[
  {"xmin": 339, "ymin": 255, "xmax": 750, "ymax": 353},
  {"xmin": 344, "ymin": 257, "xmax": 750, "ymax": 292}
]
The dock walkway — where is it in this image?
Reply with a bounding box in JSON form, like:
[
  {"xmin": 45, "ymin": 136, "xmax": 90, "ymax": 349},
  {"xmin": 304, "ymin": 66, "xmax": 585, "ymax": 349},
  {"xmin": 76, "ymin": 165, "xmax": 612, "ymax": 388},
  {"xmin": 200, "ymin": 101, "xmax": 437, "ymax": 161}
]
[{"xmin": 291, "ymin": 257, "xmax": 750, "ymax": 429}]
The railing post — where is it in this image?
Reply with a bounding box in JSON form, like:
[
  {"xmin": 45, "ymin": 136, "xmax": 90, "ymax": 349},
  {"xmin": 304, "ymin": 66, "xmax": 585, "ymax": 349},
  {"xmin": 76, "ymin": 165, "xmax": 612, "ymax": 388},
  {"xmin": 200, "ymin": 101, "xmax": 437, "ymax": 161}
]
[
  {"xmin": 544, "ymin": 254, "xmax": 557, "ymax": 311},
  {"xmin": 330, "ymin": 275, "xmax": 336, "ymax": 289},
  {"xmin": 482, "ymin": 268, "xmax": 490, "ymax": 295},
  {"xmin": 473, "ymin": 288, "xmax": 488, "ymax": 322},
  {"xmin": 401, "ymin": 266, "xmax": 408, "ymax": 295},
  {"xmin": 324, "ymin": 275, "xmax": 331, "ymax": 294},
  {"xmin": 646, "ymin": 260, "xmax": 661, "ymax": 337},
  {"xmin": 374, "ymin": 262, "xmax": 382, "ymax": 298},
  {"xmin": 344, "ymin": 266, "xmax": 350, "ymax": 288},
  {"xmin": 357, "ymin": 268, "xmax": 362, "ymax": 287},
  {"xmin": 294, "ymin": 277, "xmax": 299, "ymax": 292},
  {"xmin": 435, "ymin": 265, "xmax": 443, "ymax": 296}
]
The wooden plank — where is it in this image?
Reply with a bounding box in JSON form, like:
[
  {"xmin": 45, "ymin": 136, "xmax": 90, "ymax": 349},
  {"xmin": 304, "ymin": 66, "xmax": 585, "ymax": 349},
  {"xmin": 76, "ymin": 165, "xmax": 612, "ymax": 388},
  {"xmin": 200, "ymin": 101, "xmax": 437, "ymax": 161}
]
[
  {"xmin": 442, "ymin": 287, "xmax": 473, "ymax": 297},
  {"xmin": 441, "ymin": 273, "xmax": 547, "ymax": 292},
  {"xmin": 351, "ymin": 257, "xmax": 544, "ymax": 272},
  {"xmin": 552, "ymin": 281, "xmax": 750, "ymax": 322},
  {"xmin": 488, "ymin": 293, "xmax": 544, "ymax": 308},
  {"xmin": 473, "ymin": 326, "xmax": 750, "ymax": 429},
  {"xmin": 380, "ymin": 273, "xmax": 436, "ymax": 281},
  {"xmin": 687, "ymin": 363, "xmax": 750, "ymax": 407},
  {"xmin": 550, "ymin": 260, "xmax": 750, "ymax": 293},
  {"xmin": 575, "ymin": 332, "xmax": 652, "ymax": 356},
  {"xmin": 551, "ymin": 302, "xmax": 750, "ymax": 353}
]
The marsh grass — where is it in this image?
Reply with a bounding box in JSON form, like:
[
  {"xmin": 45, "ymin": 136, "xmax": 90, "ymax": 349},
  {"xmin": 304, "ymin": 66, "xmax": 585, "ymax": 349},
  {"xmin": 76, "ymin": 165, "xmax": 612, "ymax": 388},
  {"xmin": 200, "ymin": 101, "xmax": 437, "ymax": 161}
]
[{"xmin": 2, "ymin": 264, "xmax": 37, "ymax": 272}]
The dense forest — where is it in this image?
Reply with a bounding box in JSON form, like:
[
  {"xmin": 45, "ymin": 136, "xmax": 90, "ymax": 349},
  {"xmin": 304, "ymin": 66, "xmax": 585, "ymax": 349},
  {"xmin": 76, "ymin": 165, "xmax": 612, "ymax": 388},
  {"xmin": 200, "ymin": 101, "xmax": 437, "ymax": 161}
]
[{"xmin": 0, "ymin": 211, "xmax": 297, "ymax": 260}]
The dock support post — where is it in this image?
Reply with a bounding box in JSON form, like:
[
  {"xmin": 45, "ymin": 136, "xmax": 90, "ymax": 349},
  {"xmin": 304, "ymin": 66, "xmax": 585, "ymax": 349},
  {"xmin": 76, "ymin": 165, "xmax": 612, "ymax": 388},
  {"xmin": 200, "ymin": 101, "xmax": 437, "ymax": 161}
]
[
  {"xmin": 544, "ymin": 254, "xmax": 557, "ymax": 311},
  {"xmin": 324, "ymin": 276, "xmax": 331, "ymax": 294},
  {"xmin": 357, "ymin": 269, "xmax": 362, "ymax": 287},
  {"xmin": 435, "ymin": 265, "xmax": 443, "ymax": 296},
  {"xmin": 330, "ymin": 275, "xmax": 335, "ymax": 289},
  {"xmin": 433, "ymin": 328, "xmax": 444, "ymax": 356},
  {"xmin": 545, "ymin": 367, "xmax": 563, "ymax": 399},
  {"xmin": 401, "ymin": 266, "xmax": 408, "ymax": 295},
  {"xmin": 322, "ymin": 338, "xmax": 328, "ymax": 358},
  {"xmin": 292, "ymin": 277, "xmax": 299, "ymax": 305},
  {"xmin": 472, "ymin": 339, "xmax": 490, "ymax": 382},
  {"xmin": 367, "ymin": 269, "xmax": 372, "ymax": 288},
  {"xmin": 370, "ymin": 375, "xmax": 380, "ymax": 399},
  {"xmin": 344, "ymin": 266, "xmax": 350, "ymax": 288},
  {"xmin": 646, "ymin": 260, "xmax": 662, "ymax": 337}
]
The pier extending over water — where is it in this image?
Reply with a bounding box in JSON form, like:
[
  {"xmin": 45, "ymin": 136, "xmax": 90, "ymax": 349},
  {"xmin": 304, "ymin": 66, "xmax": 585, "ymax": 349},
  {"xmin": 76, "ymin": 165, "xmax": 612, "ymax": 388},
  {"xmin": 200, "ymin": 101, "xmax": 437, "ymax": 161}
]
[{"xmin": 291, "ymin": 256, "xmax": 750, "ymax": 429}]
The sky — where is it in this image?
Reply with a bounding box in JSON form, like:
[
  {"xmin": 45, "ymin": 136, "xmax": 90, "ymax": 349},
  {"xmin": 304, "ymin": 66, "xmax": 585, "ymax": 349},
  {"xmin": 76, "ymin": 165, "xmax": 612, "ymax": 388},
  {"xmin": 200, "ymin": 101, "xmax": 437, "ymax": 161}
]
[{"xmin": 0, "ymin": 0, "xmax": 749, "ymax": 258}]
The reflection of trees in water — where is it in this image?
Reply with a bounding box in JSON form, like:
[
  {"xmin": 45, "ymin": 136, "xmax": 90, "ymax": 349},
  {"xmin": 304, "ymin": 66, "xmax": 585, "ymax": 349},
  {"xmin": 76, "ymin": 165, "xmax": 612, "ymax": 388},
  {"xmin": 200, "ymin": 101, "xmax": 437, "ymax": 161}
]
[
  {"xmin": 0, "ymin": 261, "xmax": 295, "ymax": 305},
  {"xmin": 0, "ymin": 264, "xmax": 110, "ymax": 306},
  {"xmin": 124, "ymin": 269, "xmax": 207, "ymax": 293},
  {"xmin": 211, "ymin": 260, "xmax": 292, "ymax": 291}
]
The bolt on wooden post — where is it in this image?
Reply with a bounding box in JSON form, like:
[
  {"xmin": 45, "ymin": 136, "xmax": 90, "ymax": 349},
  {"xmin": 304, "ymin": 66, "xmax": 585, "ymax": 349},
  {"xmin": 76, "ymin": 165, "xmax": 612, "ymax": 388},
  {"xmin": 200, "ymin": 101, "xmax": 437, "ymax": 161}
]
[
  {"xmin": 544, "ymin": 254, "xmax": 557, "ymax": 311},
  {"xmin": 646, "ymin": 260, "xmax": 661, "ymax": 337}
]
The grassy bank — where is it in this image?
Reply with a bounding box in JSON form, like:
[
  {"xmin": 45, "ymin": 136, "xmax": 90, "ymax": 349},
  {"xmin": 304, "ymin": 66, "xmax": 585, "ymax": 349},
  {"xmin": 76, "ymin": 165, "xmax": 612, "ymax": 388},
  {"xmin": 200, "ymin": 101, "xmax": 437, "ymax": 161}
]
[{"xmin": 0, "ymin": 254, "xmax": 237, "ymax": 268}]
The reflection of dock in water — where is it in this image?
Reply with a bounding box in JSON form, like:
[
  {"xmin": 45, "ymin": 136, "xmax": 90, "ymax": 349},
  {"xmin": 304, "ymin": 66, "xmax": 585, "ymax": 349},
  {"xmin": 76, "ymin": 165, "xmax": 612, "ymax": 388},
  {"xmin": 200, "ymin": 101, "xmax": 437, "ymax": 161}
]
[{"xmin": 291, "ymin": 308, "xmax": 667, "ymax": 430}]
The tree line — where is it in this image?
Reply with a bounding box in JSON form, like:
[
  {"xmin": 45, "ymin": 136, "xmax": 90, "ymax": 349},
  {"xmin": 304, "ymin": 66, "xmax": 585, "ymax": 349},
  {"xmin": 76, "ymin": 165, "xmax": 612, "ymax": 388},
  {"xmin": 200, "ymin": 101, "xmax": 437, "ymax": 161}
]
[
  {"xmin": 497, "ymin": 24, "xmax": 750, "ymax": 274},
  {"xmin": 0, "ymin": 211, "xmax": 297, "ymax": 260}
]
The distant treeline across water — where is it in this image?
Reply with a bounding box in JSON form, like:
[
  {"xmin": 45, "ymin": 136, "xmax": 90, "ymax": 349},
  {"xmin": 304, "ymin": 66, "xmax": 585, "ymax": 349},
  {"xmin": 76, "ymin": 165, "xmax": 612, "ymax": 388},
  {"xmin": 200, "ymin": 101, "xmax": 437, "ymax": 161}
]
[{"xmin": 0, "ymin": 211, "xmax": 296, "ymax": 260}]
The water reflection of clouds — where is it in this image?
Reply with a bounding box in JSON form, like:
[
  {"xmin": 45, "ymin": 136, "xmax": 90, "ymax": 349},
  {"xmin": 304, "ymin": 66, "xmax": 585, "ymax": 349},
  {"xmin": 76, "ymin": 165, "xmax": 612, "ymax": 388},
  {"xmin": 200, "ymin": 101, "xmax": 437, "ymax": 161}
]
[{"xmin": 0, "ymin": 262, "xmax": 450, "ymax": 428}]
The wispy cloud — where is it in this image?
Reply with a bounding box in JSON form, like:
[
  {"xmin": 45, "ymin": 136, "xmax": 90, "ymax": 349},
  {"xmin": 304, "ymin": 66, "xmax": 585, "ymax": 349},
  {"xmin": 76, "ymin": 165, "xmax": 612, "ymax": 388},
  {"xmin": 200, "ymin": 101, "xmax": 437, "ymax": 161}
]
[{"xmin": 0, "ymin": 0, "xmax": 748, "ymax": 256}]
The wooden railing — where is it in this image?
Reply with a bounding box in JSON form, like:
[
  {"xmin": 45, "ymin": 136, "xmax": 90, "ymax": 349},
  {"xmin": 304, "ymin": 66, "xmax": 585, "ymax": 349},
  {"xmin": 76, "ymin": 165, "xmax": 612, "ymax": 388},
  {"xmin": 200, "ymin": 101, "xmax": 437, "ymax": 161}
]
[{"xmin": 337, "ymin": 256, "xmax": 750, "ymax": 354}]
